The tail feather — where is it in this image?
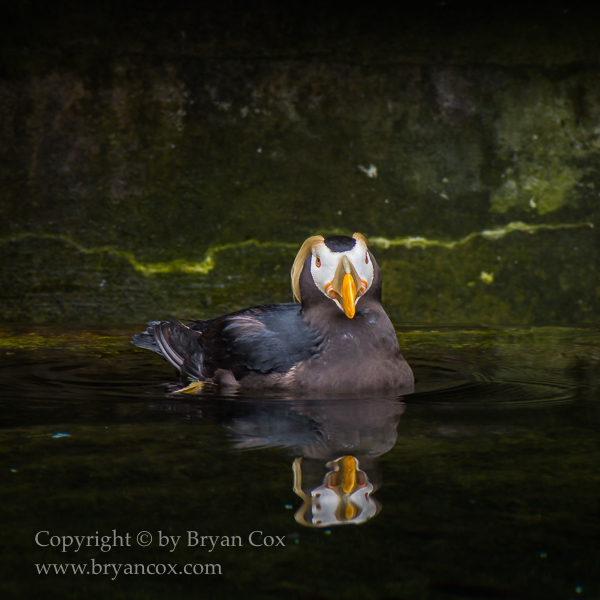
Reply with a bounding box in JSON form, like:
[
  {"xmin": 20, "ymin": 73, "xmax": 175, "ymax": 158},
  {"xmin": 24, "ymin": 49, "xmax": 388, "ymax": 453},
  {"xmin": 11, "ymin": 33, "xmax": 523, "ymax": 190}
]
[
  {"xmin": 132, "ymin": 320, "xmax": 204, "ymax": 380},
  {"xmin": 131, "ymin": 322, "xmax": 163, "ymax": 355}
]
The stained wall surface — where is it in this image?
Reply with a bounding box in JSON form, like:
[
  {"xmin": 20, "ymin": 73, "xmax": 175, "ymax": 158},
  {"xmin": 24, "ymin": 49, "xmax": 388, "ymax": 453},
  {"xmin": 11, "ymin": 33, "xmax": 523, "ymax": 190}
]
[{"xmin": 1, "ymin": 1, "xmax": 599, "ymax": 325}]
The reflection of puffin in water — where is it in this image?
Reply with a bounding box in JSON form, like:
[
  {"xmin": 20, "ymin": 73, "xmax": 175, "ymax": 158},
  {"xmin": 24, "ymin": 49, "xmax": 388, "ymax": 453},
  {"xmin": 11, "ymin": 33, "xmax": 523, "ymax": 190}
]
[
  {"xmin": 293, "ymin": 455, "xmax": 379, "ymax": 527},
  {"xmin": 224, "ymin": 397, "xmax": 406, "ymax": 527},
  {"xmin": 132, "ymin": 233, "xmax": 413, "ymax": 393}
]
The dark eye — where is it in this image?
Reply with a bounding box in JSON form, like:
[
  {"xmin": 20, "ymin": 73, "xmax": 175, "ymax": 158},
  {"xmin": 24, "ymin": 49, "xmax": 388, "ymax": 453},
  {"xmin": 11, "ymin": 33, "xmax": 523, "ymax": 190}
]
[
  {"xmin": 316, "ymin": 256, "xmax": 321, "ymax": 268},
  {"xmin": 365, "ymin": 252, "xmax": 369, "ymax": 264}
]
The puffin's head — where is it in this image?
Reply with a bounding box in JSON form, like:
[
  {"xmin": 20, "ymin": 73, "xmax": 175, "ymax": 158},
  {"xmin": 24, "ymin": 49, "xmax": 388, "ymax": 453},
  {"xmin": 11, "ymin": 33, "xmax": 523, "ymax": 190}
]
[{"xmin": 291, "ymin": 233, "xmax": 375, "ymax": 318}]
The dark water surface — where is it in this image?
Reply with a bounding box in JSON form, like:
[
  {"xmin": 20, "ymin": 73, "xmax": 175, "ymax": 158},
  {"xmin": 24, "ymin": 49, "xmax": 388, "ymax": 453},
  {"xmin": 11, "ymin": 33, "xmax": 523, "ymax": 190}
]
[{"xmin": 1, "ymin": 325, "xmax": 599, "ymax": 599}]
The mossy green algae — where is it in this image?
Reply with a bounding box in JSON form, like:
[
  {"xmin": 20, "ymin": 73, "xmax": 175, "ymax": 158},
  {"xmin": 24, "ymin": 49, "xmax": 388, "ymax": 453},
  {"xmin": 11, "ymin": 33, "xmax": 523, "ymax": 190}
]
[{"xmin": 1, "ymin": 223, "xmax": 597, "ymax": 325}]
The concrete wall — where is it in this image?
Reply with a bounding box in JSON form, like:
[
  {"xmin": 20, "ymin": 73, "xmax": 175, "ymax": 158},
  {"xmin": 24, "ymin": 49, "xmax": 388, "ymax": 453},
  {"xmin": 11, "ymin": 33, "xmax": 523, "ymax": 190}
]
[{"xmin": 1, "ymin": 1, "xmax": 598, "ymax": 324}]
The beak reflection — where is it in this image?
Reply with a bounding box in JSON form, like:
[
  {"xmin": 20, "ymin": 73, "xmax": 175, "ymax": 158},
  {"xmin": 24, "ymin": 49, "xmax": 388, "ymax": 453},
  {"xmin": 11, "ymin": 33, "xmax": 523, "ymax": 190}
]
[{"xmin": 293, "ymin": 455, "xmax": 379, "ymax": 527}]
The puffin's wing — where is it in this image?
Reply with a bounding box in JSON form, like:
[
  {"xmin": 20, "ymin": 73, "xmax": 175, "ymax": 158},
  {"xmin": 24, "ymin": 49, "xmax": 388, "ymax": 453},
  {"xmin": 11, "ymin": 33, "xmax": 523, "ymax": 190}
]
[
  {"xmin": 132, "ymin": 304, "xmax": 321, "ymax": 382},
  {"xmin": 201, "ymin": 303, "xmax": 323, "ymax": 376},
  {"xmin": 132, "ymin": 320, "xmax": 203, "ymax": 380}
]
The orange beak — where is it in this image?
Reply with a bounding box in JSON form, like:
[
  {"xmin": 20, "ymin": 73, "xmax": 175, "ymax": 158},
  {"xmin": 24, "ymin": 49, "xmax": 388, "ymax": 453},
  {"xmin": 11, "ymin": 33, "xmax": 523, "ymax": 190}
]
[
  {"xmin": 342, "ymin": 273, "xmax": 356, "ymax": 319},
  {"xmin": 327, "ymin": 255, "xmax": 362, "ymax": 318}
]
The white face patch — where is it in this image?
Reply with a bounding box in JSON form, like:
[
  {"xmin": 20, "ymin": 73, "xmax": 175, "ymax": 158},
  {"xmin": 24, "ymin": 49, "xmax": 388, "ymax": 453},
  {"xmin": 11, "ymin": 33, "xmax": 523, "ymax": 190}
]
[{"xmin": 309, "ymin": 238, "xmax": 374, "ymax": 312}]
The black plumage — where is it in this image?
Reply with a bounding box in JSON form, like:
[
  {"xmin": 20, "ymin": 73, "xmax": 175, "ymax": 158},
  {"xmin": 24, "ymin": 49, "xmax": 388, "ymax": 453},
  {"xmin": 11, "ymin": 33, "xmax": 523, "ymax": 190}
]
[
  {"xmin": 132, "ymin": 234, "xmax": 413, "ymax": 393},
  {"xmin": 323, "ymin": 236, "xmax": 357, "ymax": 252}
]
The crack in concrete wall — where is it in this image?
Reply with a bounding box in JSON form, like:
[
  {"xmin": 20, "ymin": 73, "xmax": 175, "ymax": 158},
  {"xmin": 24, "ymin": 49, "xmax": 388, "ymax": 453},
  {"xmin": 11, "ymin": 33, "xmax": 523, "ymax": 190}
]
[{"xmin": 1, "ymin": 220, "xmax": 593, "ymax": 277}]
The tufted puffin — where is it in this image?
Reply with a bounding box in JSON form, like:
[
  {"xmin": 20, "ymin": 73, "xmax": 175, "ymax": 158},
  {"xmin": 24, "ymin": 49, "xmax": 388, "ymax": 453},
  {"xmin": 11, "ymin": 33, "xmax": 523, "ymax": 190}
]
[{"xmin": 132, "ymin": 233, "xmax": 413, "ymax": 393}]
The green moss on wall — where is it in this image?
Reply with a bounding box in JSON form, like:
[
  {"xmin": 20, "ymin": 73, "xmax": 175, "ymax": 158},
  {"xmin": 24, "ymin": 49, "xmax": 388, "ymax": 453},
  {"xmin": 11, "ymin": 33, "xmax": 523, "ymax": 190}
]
[{"xmin": 1, "ymin": 3, "xmax": 599, "ymax": 324}]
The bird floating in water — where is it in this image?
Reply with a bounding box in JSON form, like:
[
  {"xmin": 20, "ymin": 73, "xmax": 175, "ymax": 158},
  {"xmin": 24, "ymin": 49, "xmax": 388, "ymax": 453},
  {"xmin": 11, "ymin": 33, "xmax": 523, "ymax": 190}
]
[{"xmin": 132, "ymin": 233, "xmax": 413, "ymax": 393}]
